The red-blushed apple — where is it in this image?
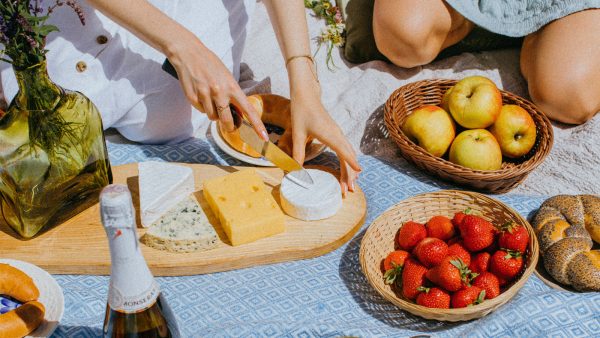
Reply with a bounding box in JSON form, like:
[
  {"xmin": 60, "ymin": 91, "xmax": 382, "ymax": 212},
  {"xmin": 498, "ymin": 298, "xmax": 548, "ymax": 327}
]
[
  {"xmin": 448, "ymin": 76, "xmax": 503, "ymax": 129},
  {"xmin": 449, "ymin": 129, "xmax": 503, "ymax": 171},
  {"xmin": 401, "ymin": 105, "xmax": 456, "ymax": 157},
  {"xmin": 489, "ymin": 105, "xmax": 537, "ymax": 158}
]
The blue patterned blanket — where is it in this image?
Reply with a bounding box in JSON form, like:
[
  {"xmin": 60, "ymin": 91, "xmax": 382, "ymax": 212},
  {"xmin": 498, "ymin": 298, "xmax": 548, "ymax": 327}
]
[{"xmin": 52, "ymin": 137, "xmax": 600, "ymax": 337}]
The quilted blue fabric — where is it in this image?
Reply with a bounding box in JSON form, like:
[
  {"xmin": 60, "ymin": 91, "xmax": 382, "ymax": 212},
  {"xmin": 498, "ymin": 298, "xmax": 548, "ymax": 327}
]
[{"xmin": 51, "ymin": 136, "xmax": 600, "ymax": 337}]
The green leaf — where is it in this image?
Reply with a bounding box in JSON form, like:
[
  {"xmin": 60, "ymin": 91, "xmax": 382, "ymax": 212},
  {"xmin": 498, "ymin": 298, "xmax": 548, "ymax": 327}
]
[
  {"xmin": 503, "ymin": 249, "xmax": 521, "ymax": 259},
  {"xmin": 475, "ymin": 290, "xmax": 486, "ymax": 304},
  {"xmin": 450, "ymin": 258, "xmax": 466, "ymax": 270},
  {"xmin": 383, "ymin": 266, "xmax": 403, "ymax": 285},
  {"xmin": 37, "ymin": 25, "xmax": 59, "ymax": 37}
]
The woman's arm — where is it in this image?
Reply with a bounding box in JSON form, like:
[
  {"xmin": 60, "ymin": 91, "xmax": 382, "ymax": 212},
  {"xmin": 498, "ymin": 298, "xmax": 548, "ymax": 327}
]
[
  {"xmin": 86, "ymin": 0, "xmax": 268, "ymax": 139},
  {"xmin": 263, "ymin": 0, "xmax": 361, "ymax": 194}
]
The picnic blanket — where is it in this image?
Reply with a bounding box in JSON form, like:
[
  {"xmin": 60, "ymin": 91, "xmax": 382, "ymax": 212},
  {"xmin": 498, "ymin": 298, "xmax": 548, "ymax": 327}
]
[
  {"xmin": 52, "ymin": 140, "xmax": 599, "ymax": 337},
  {"xmin": 51, "ymin": 2, "xmax": 599, "ymax": 337}
]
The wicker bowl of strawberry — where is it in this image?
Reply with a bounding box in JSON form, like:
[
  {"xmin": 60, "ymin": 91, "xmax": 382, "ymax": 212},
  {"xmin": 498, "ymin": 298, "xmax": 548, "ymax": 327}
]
[{"xmin": 359, "ymin": 190, "xmax": 539, "ymax": 321}]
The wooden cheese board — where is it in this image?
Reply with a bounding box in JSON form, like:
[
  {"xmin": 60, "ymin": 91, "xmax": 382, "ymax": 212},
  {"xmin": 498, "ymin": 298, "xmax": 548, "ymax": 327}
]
[{"xmin": 0, "ymin": 163, "xmax": 366, "ymax": 276}]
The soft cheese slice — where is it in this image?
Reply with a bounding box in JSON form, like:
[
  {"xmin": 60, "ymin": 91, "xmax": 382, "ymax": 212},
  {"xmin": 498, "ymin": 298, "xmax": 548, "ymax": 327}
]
[
  {"xmin": 141, "ymin": 196, "xmax": 219, "ymax": 253},
  {"xmin": 139, "ymin": 161, "xmax": 194, "ymax": 227},
  {"xmin": 203, "ymin": 169, "xmax": 285, "ymax": 246},
  {"xmin": 280, "ymin": 169, "xmax": 342, "ymax": 221}
]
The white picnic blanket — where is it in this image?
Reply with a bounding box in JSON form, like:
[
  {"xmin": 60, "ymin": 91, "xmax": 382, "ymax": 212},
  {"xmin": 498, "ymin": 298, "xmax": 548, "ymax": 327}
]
[{"xmin": 228, "ymin": 2, "xmax": 600, "ymax": 196}]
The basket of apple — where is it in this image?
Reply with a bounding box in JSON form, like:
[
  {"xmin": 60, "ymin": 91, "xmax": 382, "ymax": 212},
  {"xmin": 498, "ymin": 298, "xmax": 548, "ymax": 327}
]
[
  {"xmin": 383, "ymin": 77, "xmax": 553, "ymax": 193},
  {"xmin": 359, "ymin": 190, "xmax": 539, "ymax": 322}
]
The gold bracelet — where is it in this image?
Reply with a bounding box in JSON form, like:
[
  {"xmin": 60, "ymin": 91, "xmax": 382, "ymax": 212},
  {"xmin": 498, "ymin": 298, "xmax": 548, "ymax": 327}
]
[
  {"xmin": 285, "ymin": 55, "xmax": 319, "ymax": 84},
  {"xmin": 285, "ymin": 54, "xmax": 315, "ymax": 68}
]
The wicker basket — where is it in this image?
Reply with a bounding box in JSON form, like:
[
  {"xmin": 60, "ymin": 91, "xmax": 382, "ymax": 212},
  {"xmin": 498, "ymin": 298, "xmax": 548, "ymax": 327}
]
[
  {"xmin": 384, "ymin": 79, "xmax": 554, "ymax": 193},
  {"xmin": 359, "ymin": 190, "xmax": 539, "ymax": 322}
]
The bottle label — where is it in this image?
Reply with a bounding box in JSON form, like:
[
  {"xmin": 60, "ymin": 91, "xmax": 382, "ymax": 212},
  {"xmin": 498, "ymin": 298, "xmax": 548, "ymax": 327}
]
[{"xmin": 108, "ymin": 279, "xmax": 161, "ymax": 313}]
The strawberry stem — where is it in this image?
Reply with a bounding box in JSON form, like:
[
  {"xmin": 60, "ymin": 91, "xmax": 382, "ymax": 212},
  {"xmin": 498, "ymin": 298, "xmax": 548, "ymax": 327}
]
[
  {"xmin": 500, "ymin": 221, "xmax": 515, "ymax": 233},
  {"xmin": 503, "ymin": 249, "xmax": 522, "ymax": 259},
  {"xmin": 416, "ymin": 286, "xmax": 430, "ymax": 293}
]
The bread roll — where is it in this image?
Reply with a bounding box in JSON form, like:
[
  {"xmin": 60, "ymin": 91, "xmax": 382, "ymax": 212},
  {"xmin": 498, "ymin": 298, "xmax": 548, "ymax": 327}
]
[
  {"xmin": 533, "ymin": 195, "xmax": 600, "ymax": 291},
  {"xmin": 218, "ymin": 94, "xmax": 313, "ymax": 158},
  {"xmin": 0, "ymin": 301, "xmax": 45, "ymax": 338},
  {"xmin": 0, "ymin": 264, "xmax": 39, "ymax": 302}
]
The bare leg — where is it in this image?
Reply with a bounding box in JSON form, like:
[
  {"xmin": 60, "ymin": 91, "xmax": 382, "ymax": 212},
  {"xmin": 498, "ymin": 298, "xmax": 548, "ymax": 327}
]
[
  {"xmin": 373, "ymin": 0, "xmax": 473, "ymax": 68},
  {"xmin": 521, "ymin": 9, "xmax": 600, "ymax": 124}
]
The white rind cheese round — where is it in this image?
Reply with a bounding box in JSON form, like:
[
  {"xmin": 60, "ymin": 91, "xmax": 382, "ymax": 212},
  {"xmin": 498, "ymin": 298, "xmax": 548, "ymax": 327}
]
[{"xmin": 280, "ymin": 169, "xmax": 342, "ymax": 221}]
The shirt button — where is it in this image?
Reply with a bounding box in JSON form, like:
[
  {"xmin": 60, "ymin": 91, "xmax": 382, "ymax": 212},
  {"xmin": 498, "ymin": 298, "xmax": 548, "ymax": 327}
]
[
  {"xmin": 76, "ymin": 61, "xmax": 87, "ymax": 73},
  {"xmin": 96, "ymin": 35, "xmax": 108, "ymax": 44}
]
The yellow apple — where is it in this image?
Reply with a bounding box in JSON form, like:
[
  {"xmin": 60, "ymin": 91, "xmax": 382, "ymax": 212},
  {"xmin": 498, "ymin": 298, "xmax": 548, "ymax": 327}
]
[
  {"xmin": 449, "ymin": 129, "xmax": 503, "ymax": 171},
  {"xmin": 489, "ymin": 105, "xmax": 537, "ymax": 158},
  {"xmin": 441, "ymin": 87, "xmax": 452, "ymax": 112},
  {"xmin": 401, "ymin": 105, "xmax": 456, "ymax": 157},
  {"xmin": 448, "ymin": 76, "xmax": 503, "ymax": 129}
]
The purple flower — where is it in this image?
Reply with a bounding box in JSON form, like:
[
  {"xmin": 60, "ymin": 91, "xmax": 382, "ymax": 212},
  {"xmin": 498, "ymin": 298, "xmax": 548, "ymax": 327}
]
[{"xmin": 66, "ymin": 0, "xmax": 85, "ymax": 25}]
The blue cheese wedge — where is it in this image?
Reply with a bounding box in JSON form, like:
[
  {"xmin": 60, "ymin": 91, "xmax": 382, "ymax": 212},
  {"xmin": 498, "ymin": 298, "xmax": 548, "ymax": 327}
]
[
  {"xmin": 141, "ymin": 196, "xmax": 219, "ymax": 253},
  {"xmin": 139, "ymin": 161, "xmax": 195, "ymax": 227}
]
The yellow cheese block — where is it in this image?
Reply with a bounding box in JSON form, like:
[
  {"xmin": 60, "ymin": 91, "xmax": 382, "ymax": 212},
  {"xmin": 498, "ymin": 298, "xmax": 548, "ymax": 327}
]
[{"xmin": 203, "ymin": 169, "xmax": 285, "ymax": 246}]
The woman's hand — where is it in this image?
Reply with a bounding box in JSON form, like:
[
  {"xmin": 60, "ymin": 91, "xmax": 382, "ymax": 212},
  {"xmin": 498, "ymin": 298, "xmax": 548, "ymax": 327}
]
[
  {"xmin": 288, "ymin": 71, "xmax": 361, "ymax": 196},
  {"xmin": 86, "ymin": 0, "xmax": 268, "ymax": 140},
  {"xmin": 166, "ymin": 35, "xmax": 268, "ymax": 140}
]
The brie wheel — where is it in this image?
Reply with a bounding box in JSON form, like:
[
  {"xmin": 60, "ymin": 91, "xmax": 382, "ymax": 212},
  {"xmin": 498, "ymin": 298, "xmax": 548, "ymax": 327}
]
[{"xmin": 280, "ymin": 169, "xmax": 342, "ymax": 221}]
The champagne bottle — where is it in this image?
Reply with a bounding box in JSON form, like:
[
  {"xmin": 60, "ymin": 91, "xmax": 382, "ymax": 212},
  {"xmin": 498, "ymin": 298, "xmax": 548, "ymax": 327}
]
[{"xmin": 100, "ymin": 184, "xmax": 181, "ymax": 338}]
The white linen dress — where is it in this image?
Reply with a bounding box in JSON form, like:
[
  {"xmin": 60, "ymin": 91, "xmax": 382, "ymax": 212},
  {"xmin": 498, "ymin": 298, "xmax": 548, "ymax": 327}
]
[{"xmin": 0, "ymin": 0, "xmax": 256, "ymax": 144}]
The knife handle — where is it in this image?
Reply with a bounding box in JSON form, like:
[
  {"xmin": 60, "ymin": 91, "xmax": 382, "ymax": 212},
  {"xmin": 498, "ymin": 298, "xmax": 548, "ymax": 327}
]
[{"xmin": 162, "ymin": 59, "xmax": 179, "ymax": 80}]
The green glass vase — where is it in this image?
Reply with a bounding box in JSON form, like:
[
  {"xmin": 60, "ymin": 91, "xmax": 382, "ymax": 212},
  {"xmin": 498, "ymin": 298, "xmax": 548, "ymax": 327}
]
[{"xmin": 0, "ymin": 61, "xmax": 112, "ymax": 238}]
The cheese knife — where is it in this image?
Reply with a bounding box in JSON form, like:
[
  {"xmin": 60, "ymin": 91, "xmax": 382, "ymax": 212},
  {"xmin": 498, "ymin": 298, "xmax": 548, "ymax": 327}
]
[
  {"xmin": 231, "ymin": 107, "xmax": 314, "ymax": 188},
  {"xmin": 162, "ymin": 59, "xmax": 314, "ymax": 188}
]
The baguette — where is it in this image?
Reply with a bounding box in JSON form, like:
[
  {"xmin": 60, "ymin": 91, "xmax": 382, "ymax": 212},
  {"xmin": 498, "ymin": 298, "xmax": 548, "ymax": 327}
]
[
  {"xmin": 0, "ymin": 264, "xmax": 39, "ymax": 302},
  {"xmin": 0, "ymin": 301, "xmax": 45, "ymax": 338}
]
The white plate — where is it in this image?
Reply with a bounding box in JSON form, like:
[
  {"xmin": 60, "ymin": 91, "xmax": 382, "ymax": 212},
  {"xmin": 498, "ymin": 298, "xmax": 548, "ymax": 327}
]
[
  {"xmin": 210, "ymin": 122, "xmax": 327, "ymax": 167},
  {"xmin": 0, "ymin": 259, "xmax": 64, "ymax": 338}
]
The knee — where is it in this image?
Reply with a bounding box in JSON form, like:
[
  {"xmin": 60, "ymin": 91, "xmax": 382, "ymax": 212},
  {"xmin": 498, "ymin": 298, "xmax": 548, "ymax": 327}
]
[
  {"xmin": 529, "ymin": 75, "xmax": 599, "ymax": 124},
  {"xmin": 373, "ymin": 11, "xmax": 440, "ymax": 68}
]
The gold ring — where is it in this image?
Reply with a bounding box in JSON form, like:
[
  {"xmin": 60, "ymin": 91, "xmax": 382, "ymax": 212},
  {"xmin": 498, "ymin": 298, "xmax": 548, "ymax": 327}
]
[{"xmin": 216, "ymin": 104, "xmax": 228, "ymax": 115}]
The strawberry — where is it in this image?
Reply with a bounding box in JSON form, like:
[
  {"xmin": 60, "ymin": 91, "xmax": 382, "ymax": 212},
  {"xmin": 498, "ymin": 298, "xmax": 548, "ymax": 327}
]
[
  {"xmin": 401, "ymin": 258, "xmax": 428, "ymax": 300},
  {"xmin": 447, "ymin": 237, "xmax": 461, "ymax": 245},
  {"xmin": 383, "ymin": 250, "xmax": 410, "ymax": 285},
  {"xmin": 459, "ymin": 215, "xmax": 496, "ymax": 252},
  {"xmin": 425, "ymin": 256, "xmax": 477, "ymax": 292},
  {"xmin": 397, "ymin": 221, "xmax": 427, "ymax": 251},
  {"xmin": 451, "ymin": 208, "xmax": 471, "ymax": 228},
  {"xmin": 473, "ymin": 272, "xmax": 500, "ymax": 299},
  {"xmin": 469, "ymin": 252, "xmax": 491, "ymax": 273},
  {"xmin": 497, "ymin": 276, "xmax": 509, "ymax": 287},
  {"xmin": 451, "ymin": 286, "xmax": 486, "ymax": 308},
  {"xmin": 490, "ymin": 250, "xmax": 524, "ymax": 281},
  {"xmin": 447, "ymin": 242, "xmax": 471, "ymax": 267},
  {"xmin": 413, "ymin": 238, "xmax": 448, "ymax": 268},
  {"xmin": 426, "ymin": 215, "xmax": 455, "ymax": 241},
  {"xmin": 416, "ymin": 286, "xmax": 451, "ymax": 309},
  {"xmin": 498, "ymin": 222, "xmax": 530, "ymax": 253}
]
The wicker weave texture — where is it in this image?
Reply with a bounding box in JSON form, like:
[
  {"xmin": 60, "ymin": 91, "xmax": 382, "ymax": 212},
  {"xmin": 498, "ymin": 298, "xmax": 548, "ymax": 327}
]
[
  {"xmin": 384, "ymin": 79, "xmax": 554, "ymax": 193},
  {"xmin": 359, "ymin": 190, "xmax": 539, "ymax": 321}
]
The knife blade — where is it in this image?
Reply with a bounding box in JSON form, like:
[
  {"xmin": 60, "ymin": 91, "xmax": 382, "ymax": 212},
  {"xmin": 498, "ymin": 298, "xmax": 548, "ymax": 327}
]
[
  {"xmin": 161, "ymin": 58, "xmax": 314, "ymax": 188},
  {"xmin": 236, "ymin": 116, "xmax": 314, "ymax": 188}
]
